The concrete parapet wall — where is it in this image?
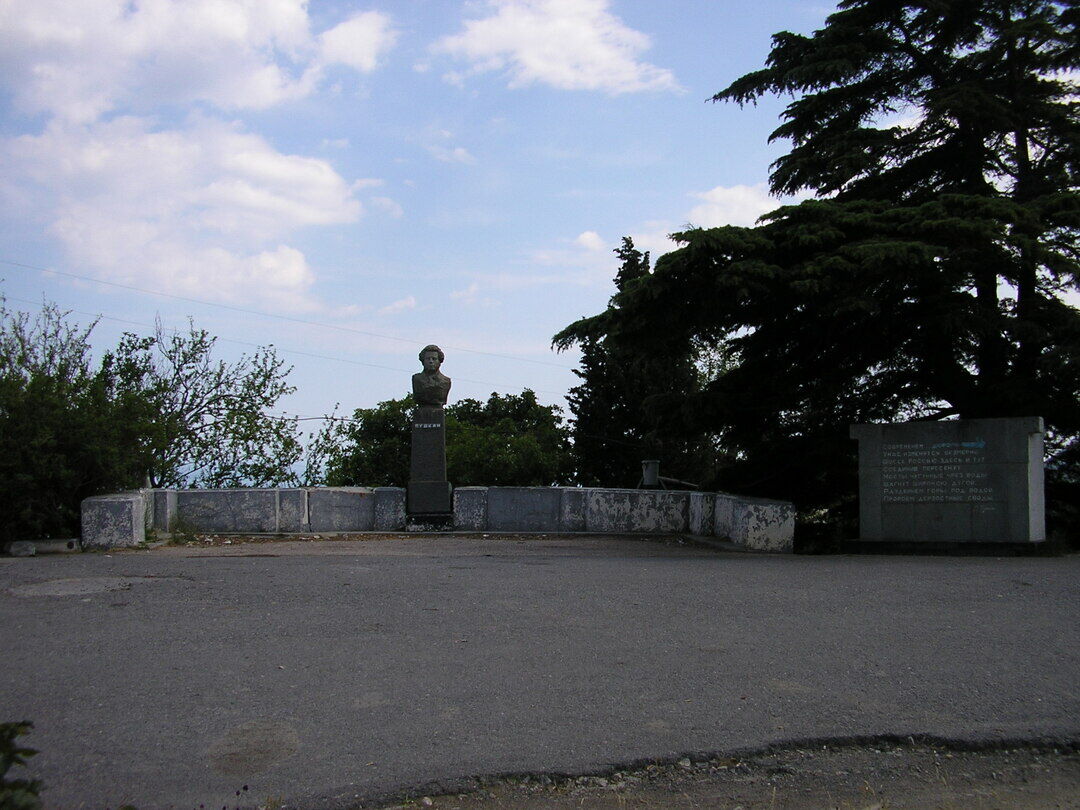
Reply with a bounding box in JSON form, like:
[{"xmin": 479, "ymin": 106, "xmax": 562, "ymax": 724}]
[
  {"xmin": 308, "ymin": 487, "xmax": 375, "ymax": 532},
  {"xmin": 583, "ymin": 488, "xmax": 690, "ymax": 533},
  {"xmin": 176, "ymin": 489, "xmax": 278, "ymax": 533},
  {"xmin": 732, "ymin": 496, "xmax": 796, "ymax": 553},
  {"xmin": 81, "ymin": 492, "xmax": 146, "ymax": 549},
  {"xmin": 81, "ymin": 485, "xmax": 794, "ymax": 552},
  {"xmin": 452, "ymin": 487, "xmax": 487, "ymax": 531},
  {"xmin": 487, "ymin": 487, "xmax": 562, "ymax": 531},
  {"xmin": 374, "ymin": 488, "xmax": 406, "ymax": 531}
]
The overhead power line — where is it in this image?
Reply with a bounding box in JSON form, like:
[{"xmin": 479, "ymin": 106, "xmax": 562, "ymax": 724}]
[
  {"xmin": 0, "ymin": 293, "xmax": 569, "ymax": 397},
  {"xmin": 0, "ymin": 258, "xmax": 575, "ymax": 370}
]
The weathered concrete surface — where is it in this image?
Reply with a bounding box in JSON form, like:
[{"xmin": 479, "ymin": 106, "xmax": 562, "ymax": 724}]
[
  {"xmin": 734, "ymin": 497, "xmax": 796, "ymax": 553},
  {"xmin": 453, "ymin": 487, "xmax": 486, "ymax": 531},
  {"xmin": 688, "ymin": 492, "xmax": 715, "ymax": 537},
  {"xmin": 0, "ymin": 539, "xmax": 1076, "ymax": 810},
  {"xmin": 278, "ymin": 489, "xmax": 309, "ymax": 533},
  {"xmin": 559, "ymin": 488, "xmax": 586, "ymax": 532},
  {"xmin": 585, "ymin": 488, "xmax": 689, "ymax": 533},
  {"xmin": 176, "ymin": 489, "xmax": 277, "ymax": 533},
  {"xmin": 308, "ymin": 488, "xmax": 375, "ymax": 533},
  {"xmin": 152, "ymin": 489, "xmax": 177, "ymax": 532},
  {"xmin": 374, "ymin": 488, "xmax": 406, "ymax": 531},
  {"xmin": 486, "ymin": 487, "xmax": 561, "ymax": 532},
  {"xmin": 83, "ymin": 487, "xmax": 795, "ymax": 551},
  {"xmin": 80, "ymin": 492, "xmax": 145, "ymax": 549}
]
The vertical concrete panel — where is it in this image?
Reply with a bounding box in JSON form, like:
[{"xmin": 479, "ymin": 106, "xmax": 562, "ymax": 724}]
[
  {"xmin": 308, "ymin": 488, "xmax": 375, "ymax": 532},
  {"xmin": 688, "ymin": 492, "xmax": 715, "ymax": 536},
  {"xmin": 278, "ymin": 489, "xmax": 309, "ymax": 533},
  {"xmin": 559, "ymin": 488, "xmax": 586, "ymax": 532},
  {"xmin": 486, "ymin": 487, "xmax": 562, "ymax": 531},
  {"xmin": 81, "ymin": 493, "xmax": 145, "ymax": 549},
  {"xmin": 176, "ymin": 490, "xmax": 278, "ymax": 533},
  {"xmin": 850, "ymin": 417, "xmax": 1045, "ymax": 543},
  {"xmin": 153, "ymin": 489, "xmax": 177, "ymax": 532},
  {"xmin": 714, "ymin": 494, "xmax": 737, "ymax": 538},
  {"xmin": 453, "ymin": 487, "xmax": 488, "ymax": 531},
  {"xmin": 374, "ymin": 488, "xmax": 406, "ymax": 531},
  {"xmin": 585, "ymin": 489, "xmax": 689, "ymax": 534},
  {"xmin": 732, "ymin": 497, "xmax": 795, "ymax": 552}
]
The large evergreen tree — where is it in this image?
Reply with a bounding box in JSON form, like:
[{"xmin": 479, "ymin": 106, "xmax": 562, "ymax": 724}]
[
  {"xmin": 559, "ymin": 0, "xmax": 1080, "ymax": 536},
  {"xmin": 554, "ymin": 238, "xmax": 719, "ymax": 487}
]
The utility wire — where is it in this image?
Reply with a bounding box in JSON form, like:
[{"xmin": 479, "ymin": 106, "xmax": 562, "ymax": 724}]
[
  {"xmin": 0, "ymin": 258, "xmax": 575, "ymax": 369},
  {"xmin": 0, "ymin": 293, "xmax": 570, "ymax": 397}
]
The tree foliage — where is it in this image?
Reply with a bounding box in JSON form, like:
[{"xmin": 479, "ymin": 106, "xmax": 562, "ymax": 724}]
[
  {"xmin": 113, "ymin": 321, "xmax": 301, "ymax": 488},
  {"xmin": 555, "ymin": 0, "xmax": 1080, "ymax": 537},
  {"xmin": 0, "ymin": 300, "xmax": 146, "ymax": 543},
  {"xmin": 0, "ymin": 298, "xmax": 301, "ymax": 542},
  {"xmin": 553, "ymin": 238, "xmax": 718, "ymax": 487},
  {"xmin": 311, "ymin": 390, "xmax": 572, "ymax": 487},
  {"xmin": 0, "ymin": 721, "xmax": 42, "ymax": 810}
]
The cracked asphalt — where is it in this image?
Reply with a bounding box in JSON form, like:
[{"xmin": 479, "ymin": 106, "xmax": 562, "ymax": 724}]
[{"xmin": 1, "ymin": 535, "xmax": 1077, "ymax": 809}]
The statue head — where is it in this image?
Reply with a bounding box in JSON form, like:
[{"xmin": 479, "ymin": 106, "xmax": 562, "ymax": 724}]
[{"xmin": 419, "ymin": 344, "xmax": 444, "ymax": 373}]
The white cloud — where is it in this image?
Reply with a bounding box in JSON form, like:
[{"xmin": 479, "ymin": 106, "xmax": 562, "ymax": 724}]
[
  {"xmin": 574, "ymin": 230, "xmax": 606, "ymax": 252},
  {"xmin": 627, "ymin": 222, "xmax": 679, "ymax": 259},
  {"xmin": 687, "ymin": 183, "xmax": 782, "ymax": 228},
  {"xmin": 3, "ymin": 116, "xmax": 361, "ymax": 309},
  {"xmin": 370, "ymin": 197, "xmax": 404, "ymax": 218},
  {"xmin": 378, "ymin": 295, "xmax": 416, "ymax": 315},
  {"xmin": 319, "ymin": 11, "xmax": 397, "ymax": 73},
  {"xmin": 432, "ymin": 0, "xmax": 679, "ymax": 94},
  {"xmin": 0, "ymin": 0, "xmax": 398, "ymax": 123},
  {"xmin": 426, "ymin": 144, "xmax": 478, "ymax": 164}
]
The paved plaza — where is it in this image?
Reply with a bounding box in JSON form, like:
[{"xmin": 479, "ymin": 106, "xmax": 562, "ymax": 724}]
[{"xmin": 2, "ymin": 536, "xmax": 1078, "ymax": 809}]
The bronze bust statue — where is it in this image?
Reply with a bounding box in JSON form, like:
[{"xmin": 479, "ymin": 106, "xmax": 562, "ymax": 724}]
[{"xmin": 412, "ymin": 344, "xmax": 451, "ymax": 407}]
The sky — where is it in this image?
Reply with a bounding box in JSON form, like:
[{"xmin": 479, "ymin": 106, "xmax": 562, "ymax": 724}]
[{"xmin": 0, "ymin": 0, "xmax": 833, "ymax": 433}]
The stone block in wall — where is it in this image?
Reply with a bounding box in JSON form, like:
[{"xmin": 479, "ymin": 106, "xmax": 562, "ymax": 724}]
[
  {"xmin": 308, "ymin": 487, "xmax": 375, "ymax": 532},
  {"xmin": 732, "ymin": 497, "xmax": 795, "ymax": 552},
  {"xmin": 176, "ymin": 489, "xmax": 278, "ymax": 533},
  {"xmin": 140, "ymin": 489, "xmax": 154, "ymax": 534},
  {"xmin": 453, "ymin": 487, "xmax": 487, "ymax": 531},
  {"xmin": 559, "ymin": 488, "xmax": 586, "ymax": 532},
  {"xmin": 153, "ymin": 489, "xmax": 177, "ymax": 532},
  {"xmin": 584, "ymin": 488, "xmax": 690, "ymax": 534},
  {"xmin": 81, "ymin": 493, "xmax": 146, "ymax": 549},
  {"xmin": 374, "ymin": 488, "xmax": 406, "ymax": 531},
  {"xmin": 713, "ymin": 493, "xmax": 738, "ymax": 538},
  {"xmin": 688, "ymin": 492, "xmax": 715, "ymax": 536},
  {"xmin": 487, "ymin": 487, "xmax": 562, "ymax": 531},
  {"xmin": 278, "ymin": 489, "xmax": 309, "ymax": 533}
]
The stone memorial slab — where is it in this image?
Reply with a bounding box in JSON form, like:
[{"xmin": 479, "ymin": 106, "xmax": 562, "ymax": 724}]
[{"xmin": 850, "ymin": 417, "xmax": 1045, "ymax": 543}]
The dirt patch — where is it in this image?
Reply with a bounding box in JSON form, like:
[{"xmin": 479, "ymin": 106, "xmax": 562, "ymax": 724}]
[{"xmin": 375, "ymin": 740, "xmax": 1080, "ymax": 810}]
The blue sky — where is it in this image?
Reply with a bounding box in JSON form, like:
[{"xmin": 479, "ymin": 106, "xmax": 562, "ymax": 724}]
[{"xmin": 0, "ymin": 0, "xmax": 831, "ymax": 429}]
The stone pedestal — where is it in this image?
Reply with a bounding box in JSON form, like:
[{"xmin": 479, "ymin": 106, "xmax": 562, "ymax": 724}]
[{"xmin": 408, "ymin": 405, "xmax": 452, "ymax": 519}]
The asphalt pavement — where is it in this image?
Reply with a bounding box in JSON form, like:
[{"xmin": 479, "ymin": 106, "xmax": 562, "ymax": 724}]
[{"xmin": 1, "ymin": 535, "xmax": 1077, "ymax": 809}]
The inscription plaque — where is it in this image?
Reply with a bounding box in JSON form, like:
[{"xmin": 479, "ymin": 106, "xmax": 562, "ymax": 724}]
[{"xmin": 850, "ymin": 417, "xmax": 1044, "ymax": 544}]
